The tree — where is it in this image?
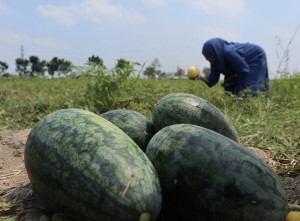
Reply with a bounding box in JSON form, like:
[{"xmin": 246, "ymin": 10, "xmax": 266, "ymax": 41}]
[
  {"xmin": 15, "ymin": 58, "xmax": 29, "ymax": 76},
  {"xmin": 143, "ymin": 66, "xmax": 155, "ymax": 79},
  {"xmin": 57, "ymin": 59, "xmax": 72, "ymax": 76},
  {"xmin": 115, "ymin": 58, "xmax": 130, "ymax": 69},
  {"xmin": 29, "ymin": 55, "xmax": 46, "ymax": 77},
  {"xmin": 174, "ymin": 67, "xmax": 185, "ymax": 79},
  {"xmin": 158, "ymin": 71, "xmax": 168, "ymax": 79},
  {"xmin": 47, "ymin": 57, "xmax": 59, "ymax": 77},
  {"xmin": 115, "ymin": 58, "xmax": 135, "ymax": 76},
  {"xmin": 143, "ymin": 58, "xmax": 162, "ymax": 79},
  {"xmin": 47, "ymin": 57, "xmax": 73, "ymax": 77},
  {"xmin": 0, "ymin": 61, "xmax": 8, "ymax": 76},
  {"xmin": 88, "ymin": 55, "xmax": 104, "ymax": 66},
  {"xmin": 202, "ymin": 67, "xmax": 210, "ymax": 77}
]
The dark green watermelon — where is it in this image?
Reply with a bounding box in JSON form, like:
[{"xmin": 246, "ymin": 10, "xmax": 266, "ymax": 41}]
[
  {"xmin": 146, "ymin": 124, "xmax": 288, "ymax": 221},
  {"xmin": 101, "ymin": 109, "xmax": 155, "ymax": 152},
  {"xmin": 152, "ymin": 93, "xmax": 239, "ymax": 142},
  {"xmin": 25, "ymin": 108, "xmax": 162, "ymax": 221}
]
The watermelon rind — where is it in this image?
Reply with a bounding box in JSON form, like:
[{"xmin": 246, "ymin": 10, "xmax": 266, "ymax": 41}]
[
  {"xmin": 25, "ymin": 108, "xmax": 162, "ymax": 221},
  {"xmin": 101, "ymin": 109, "xmax": 155, "ymax": 152},
  {"xmin": 152, "ymin": 93, "xmax": 239, "ymax": 142},
  {"xmin": 146, "ymin": 124, "xmax": 288, "ymax": 221}
]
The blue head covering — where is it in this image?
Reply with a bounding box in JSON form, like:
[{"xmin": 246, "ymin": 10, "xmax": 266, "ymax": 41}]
[{"xmin": 202, "ymin": 38, "xmax": 229, "ymax": 72}]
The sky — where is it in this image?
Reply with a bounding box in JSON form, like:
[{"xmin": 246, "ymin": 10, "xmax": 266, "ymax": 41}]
[{"xmin": 1, "ymin": 0, "xmax": 300, "ymax": 78}]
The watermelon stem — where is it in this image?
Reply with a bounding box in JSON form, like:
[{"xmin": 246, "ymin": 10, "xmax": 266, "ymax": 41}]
[
  {"xmin": 121, "ymin": 174, "xmax": 135, "ymax": 198},
  {"xmin": 288, "ymin": 203, "xmax": 300, "ymax": 211}
]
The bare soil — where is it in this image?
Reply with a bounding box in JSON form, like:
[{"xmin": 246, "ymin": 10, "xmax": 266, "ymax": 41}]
[
  {"xmin": 0, "ymin": 129, "xmax": 299, "ymax": 220},
  {"xmin": 0, "ymin": 129, "xmax": 31, "ymax": 192}
]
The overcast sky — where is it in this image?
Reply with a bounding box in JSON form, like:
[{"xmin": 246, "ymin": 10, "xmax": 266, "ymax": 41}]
[{"xmin": 1, "ymin": 0, "xmax": 300, "ymax": 78}]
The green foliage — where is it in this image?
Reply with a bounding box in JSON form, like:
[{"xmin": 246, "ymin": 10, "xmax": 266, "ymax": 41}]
[
  {"xmin": 0, "ymin": 61, "xmax": 9, "ymax": 75},
  {"xmin": 0, "ymin": 199, "xmax": 16, "ymax": 213},
  {"xmin": 15, "ymin": 58, "xmax": 29, "ymax": 77},
  {"xmin": 115, "ymin": 58, "xmax": 131, "ymax": 69},
  {"xmin": 0, "ymin": 75, "xmax": 299, "ymax": 174},
  {"xmin": 29, "ymin": 55, "xmax": 47, "ymax": 77},
  {"xmin": 143, "ymin": 58, "xmax": 162, "ymax": 79},
  {"xmin": 75, "ymin": 62, "xmax": 137, "ymax": 113},
  {"xmin": 0, "ymin": 198, "xmax": 17, "ymax": 220},
  {"xmin": 87, "ymin": 55, "xmax": 104, "ymax": 66},
  {"xmin": 0, "ymin": 218, "xmax": 15, "ymax": 221},
  {"xmin": 174, "ymin": 67, "xmax": 185, "ymax": 79},
  {"xmin": 0, "ymin": 77, "xmax": 85, "ymax": 129},
  {"xmin": 213, "ymin": 77, "xmax": 300, "ymax": 174},
  {"xmin": 202, "ymin": 67, "xmax": 210, "ymax": 77}
]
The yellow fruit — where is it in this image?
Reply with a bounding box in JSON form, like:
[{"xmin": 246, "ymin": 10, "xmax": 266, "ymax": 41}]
[
  {"xmin": 287, "ymin": 211, "xmax": 300, "ymax": 221},
  {"xmin": 187, "ymin": 66, "xmax": 200, "ymax": 80}
]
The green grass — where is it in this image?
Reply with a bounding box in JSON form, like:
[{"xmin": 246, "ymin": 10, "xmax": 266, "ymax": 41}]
[{"xmin": 0, "ymin": 75, "xmax": 299, "ymax": 174}]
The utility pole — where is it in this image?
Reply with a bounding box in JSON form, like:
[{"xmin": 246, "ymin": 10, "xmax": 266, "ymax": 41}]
[
  {"xmin": 21, "ymin": 45, "xmax": 24, "ymax": 60},
  {"xmin": 20, "ymin": 45, "xmax": 25, "ymax": 76}
]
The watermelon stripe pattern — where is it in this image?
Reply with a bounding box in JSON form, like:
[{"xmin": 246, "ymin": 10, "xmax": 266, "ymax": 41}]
[
  {"xmin": 25, "ymin": 108, "xmax": 162, "ymax": 221},
  {"xmin": 146, "ymin": 124, "xmax": 288, "ymax": 221},
  {"xmin": 152, "ymin": 93, "xmax": 239, "ymax": 142},
  {"xmin": 101, "ymin": 109, "xmax": 155, "ymax": 152}
]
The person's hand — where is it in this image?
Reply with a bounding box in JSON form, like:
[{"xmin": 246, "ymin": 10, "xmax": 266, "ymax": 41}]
[
  {"xmin": 221, "ymin": 82, "xmax": 233, "ymax": 88},
  {"xmin": 195, "ymin": 76, "xmax": 209, "ymax": 83}
]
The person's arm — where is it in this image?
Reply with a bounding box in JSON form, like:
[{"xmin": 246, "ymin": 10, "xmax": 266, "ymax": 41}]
[{"xmin": 195, "ymin": 65, "xmax": 220, "ymax": 87}]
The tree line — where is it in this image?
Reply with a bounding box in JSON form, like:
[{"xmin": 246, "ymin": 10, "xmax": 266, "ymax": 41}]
[
  {"xmin": 0, "ymin": 55, "xmax": 198, "ymax": 79},
  {"xmin": 0, "ymin": 55, "xmax": 103, "ymax": 77}
]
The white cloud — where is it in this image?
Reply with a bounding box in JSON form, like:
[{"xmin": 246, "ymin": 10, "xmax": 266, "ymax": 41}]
[
  {"xmin": 37, "ymin": 0, "xmax": 146, "ymax": 26},
  {"xmin": 0, "ymin": 30, "xmax": 27, "ymax": 44},
  {"xmin": 188, "ymin": 0, "xmax": 247, "ymax": 18},
  {"xmin": 37, "ymin": 5, "xmax": 77, "ymax": 26}
]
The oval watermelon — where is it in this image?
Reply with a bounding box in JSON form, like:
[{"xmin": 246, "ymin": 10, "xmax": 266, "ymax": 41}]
[
  {"xmin": 146, "ymin": 124, "xmax": 288, "ymax": 221},
  {"xmin": 152, "ymin": 93, "xmax": 239, "ymax": 142},
  {"xmin": 25, "ymin": 108, "xmax": 162, "ymax": 221},
  {"xmin": 101, "ymin": 109, "xmax": 155, "ymax": 152}
]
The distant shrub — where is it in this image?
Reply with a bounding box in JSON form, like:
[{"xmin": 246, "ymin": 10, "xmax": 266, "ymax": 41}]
[{"xmin": 75, "ymin": 62, "xmax": 138, "ymax": 113}]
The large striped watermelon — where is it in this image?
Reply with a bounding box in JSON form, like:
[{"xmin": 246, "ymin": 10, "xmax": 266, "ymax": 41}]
[
  {"xmin": 101, "ymin": 109, "xmax": 155, "ymax": 152},
  {"xmin": 152, "ymin": 93, "xmax": 239, "ymax": 142},
  {"xmin": 146, "ymin": 124, "xmax": 288, "ymax": 221},
  {"xmin": 24, "ymin": 108, "xmax": 162, "ymax": 221}
]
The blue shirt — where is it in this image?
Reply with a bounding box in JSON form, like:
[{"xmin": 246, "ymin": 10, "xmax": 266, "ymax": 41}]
[{"xmin": 202, "ymin": 38, "xmax": 269, "ymax": 95}]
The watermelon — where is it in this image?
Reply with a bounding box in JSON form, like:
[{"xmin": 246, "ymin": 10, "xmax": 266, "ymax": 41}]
[
  {"xmin": 146, "ymin": 124, "xmax": 288, "ymax": 221},
  {"xmin": 24, "ymin": 108, "xmax": 162, "ymax": 221},
  {"xmin": 152, "ymin": 93, "xmax": 239, "ymax": 142},
  {"xmin": 101, "ymin": 109, "xmax": 155, "ymax": 152}
]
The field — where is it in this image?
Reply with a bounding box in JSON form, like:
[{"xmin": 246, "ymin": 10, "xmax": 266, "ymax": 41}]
[{"xmin": 0, "ymin": 74, "xmax": 300, "ymax": 220}]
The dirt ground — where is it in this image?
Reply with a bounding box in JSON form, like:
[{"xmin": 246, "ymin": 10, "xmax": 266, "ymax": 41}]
[
  {"xmin": 0, "ymin": 129, "xmax": 300, "ymax": 220},
  {"xmin": 0, "ymin": 129, "xmax": 31, "ymax": 193}
]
